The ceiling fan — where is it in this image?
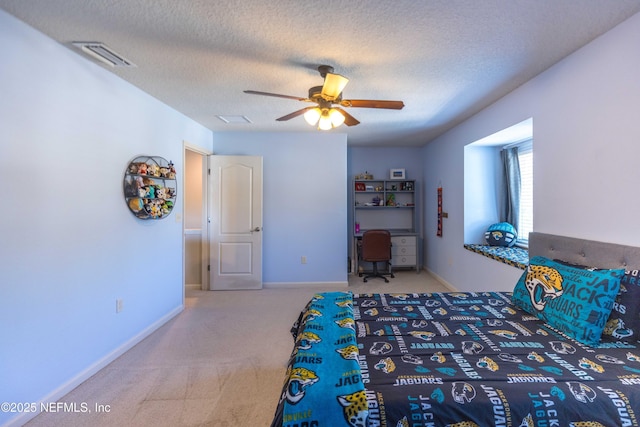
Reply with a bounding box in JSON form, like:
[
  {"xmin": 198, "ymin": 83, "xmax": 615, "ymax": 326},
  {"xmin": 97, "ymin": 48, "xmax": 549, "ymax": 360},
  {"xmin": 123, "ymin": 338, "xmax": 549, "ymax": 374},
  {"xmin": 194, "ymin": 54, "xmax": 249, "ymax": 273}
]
[{"xmin": 244, "ymin": 65, "xmax": 404, "ymax": 130}]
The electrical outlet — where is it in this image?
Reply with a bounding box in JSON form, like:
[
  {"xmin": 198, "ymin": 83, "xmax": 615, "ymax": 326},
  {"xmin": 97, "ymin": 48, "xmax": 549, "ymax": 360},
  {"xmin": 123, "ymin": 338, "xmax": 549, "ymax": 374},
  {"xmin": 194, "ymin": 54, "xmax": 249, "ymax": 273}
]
[
  {"xmin": 116, "ymin": 299, "xmax": 124, "ymax": 313},
  {"xmin": 301, "ymin": 256, "xmax": 307, "ymax": 264}
]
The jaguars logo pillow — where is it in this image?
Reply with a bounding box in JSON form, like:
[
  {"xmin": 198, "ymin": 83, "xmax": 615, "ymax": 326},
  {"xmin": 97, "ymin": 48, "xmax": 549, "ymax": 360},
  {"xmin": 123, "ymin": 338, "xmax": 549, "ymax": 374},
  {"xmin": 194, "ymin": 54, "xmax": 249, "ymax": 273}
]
[
  {"xmin": 485, "ymin": 222, "xmax": 517, "ymax": 247},
  {"xmin": 550, "ymin": 260, "xmax": 640, "ymax": 343},
  {"xmin": 511, "ymin": 256, "xmax": 625, "ymax": 346},
  {"xmin": 602, "ymin": 269, "xmax": 640, "ymax": 342}
]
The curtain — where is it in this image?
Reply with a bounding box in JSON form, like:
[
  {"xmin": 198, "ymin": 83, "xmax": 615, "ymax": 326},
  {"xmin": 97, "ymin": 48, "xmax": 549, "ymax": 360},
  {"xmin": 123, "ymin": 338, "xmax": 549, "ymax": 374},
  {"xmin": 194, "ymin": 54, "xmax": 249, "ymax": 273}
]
[{"xmin": 501, "ymin": 147, "xmax": 521, "ymax": 233}]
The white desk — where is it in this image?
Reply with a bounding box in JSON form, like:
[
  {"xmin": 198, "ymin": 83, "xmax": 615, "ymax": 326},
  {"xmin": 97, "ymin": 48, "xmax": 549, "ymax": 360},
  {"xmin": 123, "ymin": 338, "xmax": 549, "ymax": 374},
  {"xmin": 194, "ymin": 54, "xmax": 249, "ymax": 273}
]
[{"xmin": 353, "ymin": 230, "xmax": 419, "ymax": 274}]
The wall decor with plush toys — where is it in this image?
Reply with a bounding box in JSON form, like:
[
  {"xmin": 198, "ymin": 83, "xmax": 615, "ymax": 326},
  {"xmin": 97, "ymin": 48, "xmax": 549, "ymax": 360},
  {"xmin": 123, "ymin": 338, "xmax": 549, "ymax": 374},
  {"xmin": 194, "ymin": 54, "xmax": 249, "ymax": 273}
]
[{"xmin": 123, "ymin": 155, "xmax": 176, "ymax": 219}]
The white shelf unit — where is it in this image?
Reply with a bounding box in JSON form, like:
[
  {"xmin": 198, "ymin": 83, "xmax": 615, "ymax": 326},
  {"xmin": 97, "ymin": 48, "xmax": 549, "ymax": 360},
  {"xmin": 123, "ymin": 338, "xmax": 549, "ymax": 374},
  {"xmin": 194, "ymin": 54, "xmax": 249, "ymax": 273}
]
[{"xmin": 352, "ymin": 179, "xmax": 420, "ymax": 273}]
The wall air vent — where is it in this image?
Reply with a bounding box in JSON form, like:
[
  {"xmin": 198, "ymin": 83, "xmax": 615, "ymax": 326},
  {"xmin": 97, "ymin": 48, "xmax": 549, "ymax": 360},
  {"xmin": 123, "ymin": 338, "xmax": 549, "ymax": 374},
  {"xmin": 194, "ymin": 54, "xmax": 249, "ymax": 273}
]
[{"xmin": 72, "ymin": 42, "xmax": 136, "ymax": 68}]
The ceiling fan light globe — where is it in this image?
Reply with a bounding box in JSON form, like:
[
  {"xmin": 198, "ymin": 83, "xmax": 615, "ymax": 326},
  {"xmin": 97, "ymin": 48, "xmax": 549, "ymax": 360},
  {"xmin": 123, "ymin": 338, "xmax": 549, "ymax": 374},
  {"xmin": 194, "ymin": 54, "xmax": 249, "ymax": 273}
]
[
  {"xmin": 322, "ymin": 73, "xmax": 349, "ymax": 100},
  {"xmin": 303, "ymin": 108, "xmax": 321, "ymax": 126},
  {"xmin": 318, "ymin": 112, "xmax": 333, "ymax": 130},
  {"xmin": 329, "ymin": 109, "xmax": 346, "ymax": 127}
]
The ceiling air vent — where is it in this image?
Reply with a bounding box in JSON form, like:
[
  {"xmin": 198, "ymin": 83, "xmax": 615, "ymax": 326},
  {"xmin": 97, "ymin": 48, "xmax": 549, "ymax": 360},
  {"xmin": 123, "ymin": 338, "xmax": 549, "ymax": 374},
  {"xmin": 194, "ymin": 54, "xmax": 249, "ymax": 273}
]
[
  {"xmin": 72, "ymin": 42, "xmax": 136, "ymax": 68},
  {"xmin": 216, "ymin": 115, "xmax": 252, "ymax": 124}
]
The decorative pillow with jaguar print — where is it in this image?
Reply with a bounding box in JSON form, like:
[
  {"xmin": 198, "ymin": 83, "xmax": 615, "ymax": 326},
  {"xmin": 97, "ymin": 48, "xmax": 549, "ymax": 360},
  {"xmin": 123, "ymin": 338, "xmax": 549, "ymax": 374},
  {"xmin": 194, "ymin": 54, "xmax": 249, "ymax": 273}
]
[
  {"xmin": 511, "ymin": 256, "xmax": 625, "ymax": 346},
  {"xmin": 551, "ymin": 260, "xmax": 640, "ymax": 343},
  {"xmin": 602, "ymin": 269, "xmax": 640, "ymax": 342}
]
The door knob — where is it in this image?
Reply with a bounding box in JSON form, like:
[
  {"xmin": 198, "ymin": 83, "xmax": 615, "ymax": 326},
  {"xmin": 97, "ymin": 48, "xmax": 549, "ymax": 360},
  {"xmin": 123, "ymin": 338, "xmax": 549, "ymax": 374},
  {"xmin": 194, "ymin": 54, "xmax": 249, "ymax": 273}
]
[{"xmin": 251, "ymin": 227, "xmax": 261, "ymax": 232}]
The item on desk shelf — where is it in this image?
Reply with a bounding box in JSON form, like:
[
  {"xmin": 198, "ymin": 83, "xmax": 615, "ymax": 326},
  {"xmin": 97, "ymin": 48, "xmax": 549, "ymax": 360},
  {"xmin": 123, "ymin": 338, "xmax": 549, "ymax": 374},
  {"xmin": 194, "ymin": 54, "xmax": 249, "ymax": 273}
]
[
  {"xmin": 390, "ymin": 168, "xmax": 405, "ymax": 180},
  {"xmin": 386, "ymin": 193, "xmax": 396, "ymax": 206},
  {"xmin": 355, "ymin": 222, "xmax": 360, "ymax": 233},
  {"xmin": 355, "ymin": 171, "xmax": 374, "ymax": 180}
]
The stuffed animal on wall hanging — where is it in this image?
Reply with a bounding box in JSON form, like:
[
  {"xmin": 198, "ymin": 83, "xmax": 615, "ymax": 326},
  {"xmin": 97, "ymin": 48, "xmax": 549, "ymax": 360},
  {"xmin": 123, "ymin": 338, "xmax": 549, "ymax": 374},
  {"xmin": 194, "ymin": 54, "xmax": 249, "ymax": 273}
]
[{"xmin": 156, "ymin": 187, "xmax": 167, "ymax": 200}]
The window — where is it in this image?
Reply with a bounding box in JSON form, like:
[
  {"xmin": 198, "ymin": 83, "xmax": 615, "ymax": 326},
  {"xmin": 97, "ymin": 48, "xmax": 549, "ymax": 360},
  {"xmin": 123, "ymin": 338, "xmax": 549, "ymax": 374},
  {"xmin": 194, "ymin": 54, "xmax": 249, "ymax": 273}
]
[{"xmin": 464, "ymin": 118, "xmax": 533, "ymax": 248}]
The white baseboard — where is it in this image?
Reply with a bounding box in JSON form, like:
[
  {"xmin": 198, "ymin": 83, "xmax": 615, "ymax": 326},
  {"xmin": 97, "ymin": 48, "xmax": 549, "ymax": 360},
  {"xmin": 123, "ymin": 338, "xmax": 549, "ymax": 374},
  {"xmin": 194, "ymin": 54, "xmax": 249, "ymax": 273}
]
[
  {"xmin": 264, "ymin": 281, "xmax": 349, "ymax": 289},
  {"xmin": 3, "ymin": 305, "xmax": 184, "ymax": 427},
  {"xmin": 185, "ymin": 283, "xmax": 201, "ymax": 290},
  {"xmin": 424, "ymin": 267, "xmax": 459, "ymax": 292}
]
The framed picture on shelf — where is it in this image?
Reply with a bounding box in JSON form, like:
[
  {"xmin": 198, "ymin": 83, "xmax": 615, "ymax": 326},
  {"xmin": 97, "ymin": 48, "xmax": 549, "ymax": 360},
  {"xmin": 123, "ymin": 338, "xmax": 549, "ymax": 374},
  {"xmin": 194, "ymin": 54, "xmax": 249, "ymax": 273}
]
[{"xmin": 390, "ymin": 168, "xmax": 406, "ymax": 180}]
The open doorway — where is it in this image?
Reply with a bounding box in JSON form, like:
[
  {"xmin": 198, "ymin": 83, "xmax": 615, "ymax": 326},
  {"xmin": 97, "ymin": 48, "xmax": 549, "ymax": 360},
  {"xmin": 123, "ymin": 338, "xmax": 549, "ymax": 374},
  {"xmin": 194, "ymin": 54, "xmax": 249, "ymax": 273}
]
[{"xmin": 183, "ymin": 143, "xmax": 211, "ymax": 291}]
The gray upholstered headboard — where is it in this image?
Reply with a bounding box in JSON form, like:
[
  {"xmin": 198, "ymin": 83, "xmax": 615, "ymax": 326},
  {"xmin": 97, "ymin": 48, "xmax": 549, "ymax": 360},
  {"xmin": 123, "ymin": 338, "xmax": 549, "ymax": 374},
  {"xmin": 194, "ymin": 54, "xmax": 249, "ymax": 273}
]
[{"xmin": 528, "ymin": 232, "xmax": 640, "ymax": 270}]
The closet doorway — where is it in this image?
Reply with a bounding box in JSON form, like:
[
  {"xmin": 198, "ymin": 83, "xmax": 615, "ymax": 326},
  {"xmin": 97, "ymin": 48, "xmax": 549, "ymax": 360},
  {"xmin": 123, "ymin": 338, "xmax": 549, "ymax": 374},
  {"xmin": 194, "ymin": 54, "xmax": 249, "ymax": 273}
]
[{"xmin": 184, "ymin": 143, "xmax": 211, "ymax": 291}]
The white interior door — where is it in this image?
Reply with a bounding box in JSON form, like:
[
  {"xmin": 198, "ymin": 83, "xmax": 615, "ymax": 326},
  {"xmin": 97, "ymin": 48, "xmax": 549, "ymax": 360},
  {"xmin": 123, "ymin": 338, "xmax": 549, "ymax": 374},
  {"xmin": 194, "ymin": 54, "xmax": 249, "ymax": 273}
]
[{"xmin": 209, "ymin": 155, "xmax": 263, "ymax": 290}]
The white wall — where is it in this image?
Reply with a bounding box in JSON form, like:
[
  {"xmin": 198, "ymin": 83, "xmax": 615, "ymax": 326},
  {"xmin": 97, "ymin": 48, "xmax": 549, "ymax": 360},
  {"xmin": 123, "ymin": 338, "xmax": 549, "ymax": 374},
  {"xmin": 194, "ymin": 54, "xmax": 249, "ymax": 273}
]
[
  {"xmin": 0, "ymin": 11, "xmax": 212, "ymax": 427},
  {"xmin": 348, "ymin": 147, "xmax": 425, "ymax": 183},
  {"xmin": 464, "ymin": 144, "xmax": 502, "ymax": 243},
  {"xmin": 422, "ymin": 12, "xmax": 640, "ymax": 292},
  {"xmin": 212, "ymin": 131, "xmax": 348, "ymax": 286}
]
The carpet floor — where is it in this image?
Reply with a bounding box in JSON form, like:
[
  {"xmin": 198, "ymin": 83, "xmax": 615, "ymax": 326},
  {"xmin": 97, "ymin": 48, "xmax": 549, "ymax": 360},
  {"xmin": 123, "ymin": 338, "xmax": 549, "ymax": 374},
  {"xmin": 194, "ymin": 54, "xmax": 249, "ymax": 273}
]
[{"xmin": 25, "ymin": 271, "xmax": 449, "ymax": 427}]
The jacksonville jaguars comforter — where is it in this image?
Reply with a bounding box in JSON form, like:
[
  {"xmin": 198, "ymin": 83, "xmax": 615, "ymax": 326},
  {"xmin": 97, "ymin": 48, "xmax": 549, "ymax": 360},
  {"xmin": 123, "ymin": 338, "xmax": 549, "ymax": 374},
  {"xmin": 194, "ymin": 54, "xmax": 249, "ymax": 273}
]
[{"xmin": 270, "ymin": 291, "xmax": 640, "ymax": 427}]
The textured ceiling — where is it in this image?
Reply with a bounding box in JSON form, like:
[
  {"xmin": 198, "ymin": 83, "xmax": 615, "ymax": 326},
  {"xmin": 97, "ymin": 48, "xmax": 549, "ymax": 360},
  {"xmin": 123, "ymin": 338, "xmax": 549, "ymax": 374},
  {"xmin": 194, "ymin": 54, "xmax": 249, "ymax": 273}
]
[{"xmin": 2, "ymin": 1, "xmax": 639, "ymax": 146}]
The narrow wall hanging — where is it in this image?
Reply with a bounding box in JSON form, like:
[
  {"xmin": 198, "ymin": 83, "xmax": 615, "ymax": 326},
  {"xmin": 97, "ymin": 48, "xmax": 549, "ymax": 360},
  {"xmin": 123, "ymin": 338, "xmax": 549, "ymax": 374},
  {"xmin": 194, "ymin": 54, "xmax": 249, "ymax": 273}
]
[{"xmin": 437, "ymin": 186, "xmax": 443, "ymax": 237}]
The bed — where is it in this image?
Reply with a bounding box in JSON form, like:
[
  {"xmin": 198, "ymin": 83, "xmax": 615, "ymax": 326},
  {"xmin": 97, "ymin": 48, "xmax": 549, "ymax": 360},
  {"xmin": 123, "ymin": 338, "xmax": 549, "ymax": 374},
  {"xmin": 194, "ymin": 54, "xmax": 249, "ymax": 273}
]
[{"xmin": 270, "ymin": 232, "xmax": 640, "ymax": 427}]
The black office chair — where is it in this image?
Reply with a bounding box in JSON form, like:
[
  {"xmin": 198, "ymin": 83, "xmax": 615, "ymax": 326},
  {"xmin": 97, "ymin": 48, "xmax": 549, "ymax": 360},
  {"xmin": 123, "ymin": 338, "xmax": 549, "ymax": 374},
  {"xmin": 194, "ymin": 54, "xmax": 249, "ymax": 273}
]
[{"xmin": 360, "ymin": 229, "xmax": 394, "ymax": 282}]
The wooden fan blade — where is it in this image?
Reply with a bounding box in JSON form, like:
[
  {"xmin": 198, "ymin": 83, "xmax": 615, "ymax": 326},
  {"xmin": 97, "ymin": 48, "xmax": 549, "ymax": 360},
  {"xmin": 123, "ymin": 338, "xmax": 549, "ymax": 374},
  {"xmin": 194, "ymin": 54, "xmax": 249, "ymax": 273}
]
[
  {"xmin": 340, "ymin": 99, "xmax": 405, "ymax": 109},
  {"xmin": 321, "ymin": 73, "xmax": 349, "ymax": 100},
  {"xmin": 276, "ymin": 107, "xmax": 315, "ymax": 121},
  {"xmin": 334, "ymin": 108, "xmax": 360, "ymax": 126},
  {"xmin": 244, "ymin": 90, "xmax": 308, "ymax": 101}
]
